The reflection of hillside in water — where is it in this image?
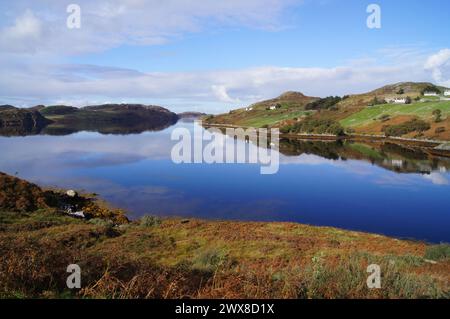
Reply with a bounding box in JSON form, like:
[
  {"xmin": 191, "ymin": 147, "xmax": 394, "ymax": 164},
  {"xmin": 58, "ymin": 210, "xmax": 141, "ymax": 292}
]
[
  {"xmin": 41, "ymin": 121, "xmax": 176, "ymax": 136},
  {"xmin": 279, "ymin": 139, "xmax": 450, "ymax": 174},
  {"xmin": 0, "ymin": 121, "xmax": 176, "ymax": 137},
  {"xmin": 0, "ymin": 126, "xmax": 44, "ymax": 137}
]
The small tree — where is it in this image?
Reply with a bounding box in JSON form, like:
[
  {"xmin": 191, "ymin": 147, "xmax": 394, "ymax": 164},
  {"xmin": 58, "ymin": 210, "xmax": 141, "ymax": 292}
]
[
  {"xmin": 397, "ymin": 88, "xmax": 404, "ymax": 95},
  {"xmin": 432, "ymin": 109, "xmax": 442, "ymax": 123},
  {"xmin": 405, "ymin": 96, "xmax": 412, "ymax": 104}
]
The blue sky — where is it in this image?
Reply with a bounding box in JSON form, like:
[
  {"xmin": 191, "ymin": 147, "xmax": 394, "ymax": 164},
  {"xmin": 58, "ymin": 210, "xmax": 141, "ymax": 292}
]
[
  {"xmin": 0, "ymin": 0, "xmax": 449, "ymax": 112},
  {"xmin": 68, "ymin": 0, "xmax": 450, "ymax": 71}
]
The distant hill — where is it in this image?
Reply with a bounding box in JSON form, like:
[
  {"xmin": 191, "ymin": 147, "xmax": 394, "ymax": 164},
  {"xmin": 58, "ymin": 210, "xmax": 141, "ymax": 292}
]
[
  {"xmin": 249, "ymin": 91, "xmax": 318, "ymax": 110},
  {"xmin": 41, "ymin": 104, "xmax": 179, "ymax": 134},
  {"xmin": 0, "ymin": 104, "xmax": 179, "ymax": 136},
  {"xmin": 40, "ymin": 105, "xmax": 79, "ymax": 116},
  {"xmin": 177, "ymin": 112, "xmax": 208, "ymax": 119},
  {"xmin": 205, "ymin": 91, "xmax": 318, "ymax": 127}
]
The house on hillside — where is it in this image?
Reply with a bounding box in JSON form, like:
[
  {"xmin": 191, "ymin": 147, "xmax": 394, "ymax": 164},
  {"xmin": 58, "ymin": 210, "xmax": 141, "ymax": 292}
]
[
  {"xmin": 386, "ymin": 98, "xmax": 406, "ymax": 104},
  {"xmin": 245, "ymin": 107, "xmax": 253, "ymax": 111},
  {"xmin": 423, "ymin": 91, "xmax": 438, "ymax": 97},
  {"xmin": 444, "ymin": 90, "xmax": 450, "ymax": 96}
]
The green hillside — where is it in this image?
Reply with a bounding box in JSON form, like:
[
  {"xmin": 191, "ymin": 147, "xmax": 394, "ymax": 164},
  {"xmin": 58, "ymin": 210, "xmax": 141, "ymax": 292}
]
[
  {"xmin": 205, "ymin": 82, "xmax": 450, "ymax": 140},
  {"xmin": 205, "ymin": 91, "xmax": 318, "ymax": 127},
  {"xmin": 341, "ymin": 100, "xmax": 450, "ymax": 128}
]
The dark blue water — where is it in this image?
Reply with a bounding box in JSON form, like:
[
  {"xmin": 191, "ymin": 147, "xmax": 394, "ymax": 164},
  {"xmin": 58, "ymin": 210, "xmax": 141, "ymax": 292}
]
[{"xmin": 1, "ymin": 121, "xmax": 449, "ymax": 243}]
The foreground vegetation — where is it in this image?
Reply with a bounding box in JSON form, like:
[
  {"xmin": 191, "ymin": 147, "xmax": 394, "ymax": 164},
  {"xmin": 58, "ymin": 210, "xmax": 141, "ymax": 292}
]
[{"xmin": 0, "ymin": 172, "xmax": 449, "ymax": 299}]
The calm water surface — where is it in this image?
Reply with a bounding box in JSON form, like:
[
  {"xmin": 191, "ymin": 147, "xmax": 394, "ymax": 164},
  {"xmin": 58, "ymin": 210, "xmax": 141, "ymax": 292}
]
[{"xmin": 1, "ymin": 121, "xmax": 449, "ymax": 243}]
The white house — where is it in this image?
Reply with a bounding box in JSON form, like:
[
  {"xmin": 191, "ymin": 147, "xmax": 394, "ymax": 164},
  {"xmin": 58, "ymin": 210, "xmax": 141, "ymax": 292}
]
[
  {"xmin": 394, "ymin": 98, "xmax": 407, "ymax": 104},
  {"xmin": 269, "ymin": 105, "xmax": 277, "ymax": 110},
  {"xmin": 444, "ymin": 90, "xmax": 450, "ymax": 96},
  {"xmin": 386, "ymin": 98, "xmax": 406, "ymax": 104},
  {"xmin": 245, "ymin": 107, "xmax": 253, "ymax": 111},
  {"xmin": 424, "ymin": 91, "xmax": 438, "ymax": 97}
]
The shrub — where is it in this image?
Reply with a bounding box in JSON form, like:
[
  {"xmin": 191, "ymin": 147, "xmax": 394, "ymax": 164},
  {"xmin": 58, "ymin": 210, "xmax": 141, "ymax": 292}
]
[
  {"xmin": 425, "ymin": 244, "xmax": 450, "ymax": 261},
  {"xmin": 405, "ymin": 96, "xmax": 412, "ymax": 104},
  {"xmin": 140, "ymin": 215, "xmax": 162, "ymax": 227},
  {"xmin": 280, "ymin": 125, "xmax": 293, "ymax": 134},
  {"xmin": 383, "ymin": 119, "xmax": 431, "ymax": 137},
  {"xmin": 421, "ymin": 85, "xmax": 441, "ymax": 95},
  {"xmin": 281, "ymin": 117, "xmax": 345, "ymax": 136},
  {"xmin": 368, "ymin": 97, "xmax": 387, "ymax": 106},
  {"xmin": 432, "ymin": 109, "xmax": 442, "ymax": 123},
  {"xmin": 379, "ymin": 114, "xmax": 390, "ymax": 122},
  {"xmin": 193, "ymin": 248, "xmax": 230, "ymax": 271},
  {"xmin": 305, "ymin": 96, "xmax": 342, "ymax": 110},
  {"xmin": 88, "ymin": 218, "xmax": 114, "ymax": 228},
  {"xmin": 346, "ymin": 128, "xmax": 355, "ymax": 134}
]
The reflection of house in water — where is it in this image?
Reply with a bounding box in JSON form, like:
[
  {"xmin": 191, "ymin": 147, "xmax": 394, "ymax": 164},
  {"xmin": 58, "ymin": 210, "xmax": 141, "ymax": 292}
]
[
  {"xmin": 417, "ymin": 163, "xmax": 433, "ymax": 173},
  {"xmin": 391, "ymin": 159, "xmax": 403, "ymax": 168},
  {"xmin": 383, "ymin": 158, "xmax": 404, "ymax": 168}
]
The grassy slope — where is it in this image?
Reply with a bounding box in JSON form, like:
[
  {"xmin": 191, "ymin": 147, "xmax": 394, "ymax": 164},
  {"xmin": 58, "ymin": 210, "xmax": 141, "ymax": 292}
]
[
  {"xmin": 340, "ymin": 101, "xmax": 450, "ymax": 128},
  {"xmin": 207, "ymin": 92, "xmax": 317, "ymax": 128},
  {"xmin": 206, "ymin": 83, "xmax": 450, "ymax": 140}
]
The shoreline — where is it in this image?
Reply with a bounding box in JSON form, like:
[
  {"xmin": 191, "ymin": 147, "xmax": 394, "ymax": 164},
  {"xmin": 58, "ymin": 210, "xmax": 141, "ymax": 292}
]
[{"xmin": 202, "ymin": 123, "xmax": 450, "ymax": 157}]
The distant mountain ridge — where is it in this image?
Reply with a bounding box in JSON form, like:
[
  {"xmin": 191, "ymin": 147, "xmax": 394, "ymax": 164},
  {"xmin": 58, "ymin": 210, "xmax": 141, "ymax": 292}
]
[{"xmin": 0, "ymin": 103, "xmax": 179, "ymax": 136}]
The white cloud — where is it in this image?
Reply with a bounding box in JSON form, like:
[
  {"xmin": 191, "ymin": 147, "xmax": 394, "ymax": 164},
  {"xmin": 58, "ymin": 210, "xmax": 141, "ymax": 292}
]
[
  {"xmin": 0, "ymin": 0, "xmax": 299, "ymax": 54},
  {"xmin": 0, "ymin": 10, "xmax": 43, "ymax": 53},
  {"xmin": 424, "ymin": 49, "xmax": 450, "ymax": 86},
  {"xmin": 211, "ymin": 85, "xmax": 239, "ymax": 103},
  {"xmin": 0, "ymin": 60, "xmax": 434, "ymax": 112},
  {"xmin": 424, "ymin": 49, "xmax": 450, "ymax": 69},
  {"xmin": 423, "ymin": 172, "xmax": 449, "ymax": 185}
]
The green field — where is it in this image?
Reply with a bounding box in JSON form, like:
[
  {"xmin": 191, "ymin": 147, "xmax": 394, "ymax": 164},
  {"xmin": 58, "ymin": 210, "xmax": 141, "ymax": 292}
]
[
  {"xmin": 242, "ymin": 110, "xmax": 313, "ymax": 127},
  {"xmin": 340, "ymin": 101, "xmax": 450, "ymax": 128}
]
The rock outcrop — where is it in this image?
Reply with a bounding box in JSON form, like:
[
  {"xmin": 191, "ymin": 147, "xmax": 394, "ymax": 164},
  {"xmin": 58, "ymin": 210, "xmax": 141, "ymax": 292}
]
[{"xmin": 0, "ymin": 105, "xmax": 52, "ymax": 136}]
